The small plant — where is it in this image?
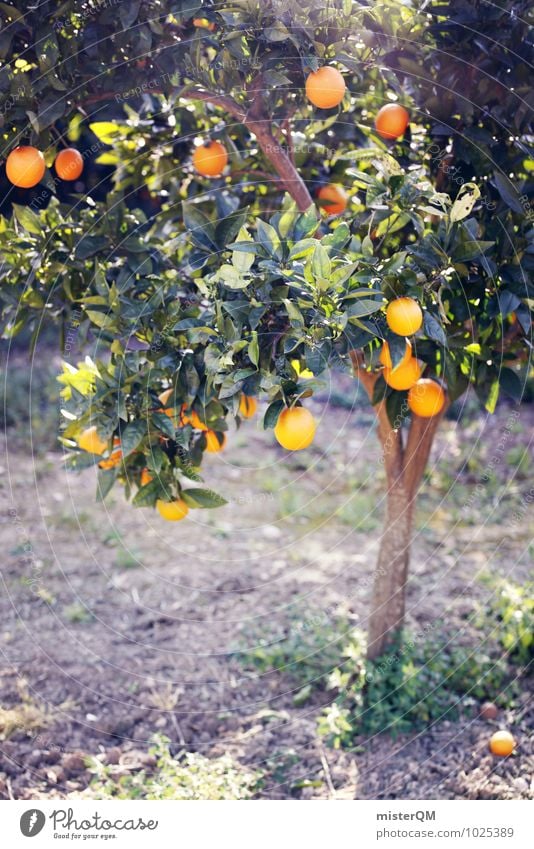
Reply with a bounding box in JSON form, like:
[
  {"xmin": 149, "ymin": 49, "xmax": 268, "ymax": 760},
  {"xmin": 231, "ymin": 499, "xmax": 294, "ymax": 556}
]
[
  {"xmin": 318, "ymin": 628, "xmax": 515, "ymax": 747},
  {"xmin": 479, "ymin": 578, "xmax": 534, "ymax": 665},
  {"xmin": 83, "ymin": 735, "xmax": 259, "ymax": 800}
]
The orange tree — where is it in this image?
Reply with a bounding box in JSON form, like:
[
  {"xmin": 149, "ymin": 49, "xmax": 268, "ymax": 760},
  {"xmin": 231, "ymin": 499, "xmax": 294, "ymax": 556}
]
[{"xmin": 0, "ymin": 0, "xmax": 532, "ymax": 658}]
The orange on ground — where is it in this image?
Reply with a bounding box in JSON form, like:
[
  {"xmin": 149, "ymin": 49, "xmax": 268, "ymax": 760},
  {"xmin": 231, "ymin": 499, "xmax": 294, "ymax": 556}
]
[
  {"xmin": 6, "ymin": 146, "xmax": 46, "ymax": 188},
  {"xmin": 489, "ymin": 730, "xmax": 515, "ymax": 757},
  {"xmin": 140, "ymin": 468, "xmax": 153, "ymax": 487},
  {"xmin": 386, "ymin": 297, "xmax": 423, "ymax": 336},
  {"xmin": 77, "ymin": 425, "xmax": 108, "ymax": 455},
  {"xmin": 98, "ymin": 438, "xmax": 122, "ymax": 469},
  {"xmin": 408, "ymin": 379, "xmax": 446, "ymax": 418},
  {"xmin": 156, "ymin": 498, "xmax": 189, "ymax": 521},
  {"xmin": 383, "ymin": 358, "xmax": 422, "ymax": 391},
  {"xmin": 274, "ymin": 406, "xmax": 316, "ymax": 451},
  {"xmin": 55, "ymin": 147, "xmax": 84, "ymax": 181},
  {"xmin": 375, "ymin": 103, "xmax": 410, "ymax": 140},
  {"xmin": 305, "ymin": 66, "xmax": 346, "ymax": 109},
  {"xmin": 379, "ymin": 339, "xmax": 412, "ymax": 370},
  {"xmin": 317, "ymin": 184, "xmax": 348, "ymax": 215},
  {"xmin": 239, "ymin": 395, "xmax": 257, "ymax": 419},
  {"xmin": 192, "ymin": 140, "xmax": 228, "ymax": 177},
  {"xmin": 205, "ymin": 430, "xmax": 226, "ymax": 452}
]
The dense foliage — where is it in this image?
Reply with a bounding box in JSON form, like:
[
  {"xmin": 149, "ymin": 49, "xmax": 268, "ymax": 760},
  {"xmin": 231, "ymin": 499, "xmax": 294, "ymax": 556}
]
[{"xmin": 0, "ymin": 0, "xmax": 532, "ymax": 512}]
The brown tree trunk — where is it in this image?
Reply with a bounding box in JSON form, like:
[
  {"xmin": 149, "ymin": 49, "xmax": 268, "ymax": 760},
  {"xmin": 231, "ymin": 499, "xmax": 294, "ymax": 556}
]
[{"xmin": 349, "ymin": 352, "xmax": 446, "ymax": 660}]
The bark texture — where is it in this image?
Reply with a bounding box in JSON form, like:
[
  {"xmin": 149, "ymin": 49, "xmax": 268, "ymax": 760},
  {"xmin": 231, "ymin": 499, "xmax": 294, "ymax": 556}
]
[{"xmin": 350, "ymin": 352, "xmax": 446, "ymax": 659}]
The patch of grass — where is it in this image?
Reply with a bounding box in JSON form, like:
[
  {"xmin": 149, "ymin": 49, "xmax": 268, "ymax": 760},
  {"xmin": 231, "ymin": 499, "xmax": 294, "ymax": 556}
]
[
  {"xmin": 238, "ymin": 614, "xmax": 351, "ymax": 701},
  {"xmin": 336, "ymin": 491, "xmax": 381, "ymax": 531},
  {"xmin": 115, "ymin": 545, "xmax": 141, "ymax": 569},
  {"xmin": 82, "ymin": 734, "xmax": 260, "ymax": 800},
  {"xmin": 0, "ymin": 680, "xmax": 50, "ymax": 740},
  {"xmin": 63, "ymin": 603, "xmax": 93, "ymax": 624}
]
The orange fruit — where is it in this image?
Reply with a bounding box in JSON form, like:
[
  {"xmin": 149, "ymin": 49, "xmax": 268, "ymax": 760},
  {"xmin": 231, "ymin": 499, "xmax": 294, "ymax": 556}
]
[
  {"xmin": 158, "ymin": 389, "xmax": 177, "ymax": 420},
  {"xmin": 192, "ymin": 141, "xmax": 228, "ymax": 177},
  {"xmin": 386, "ymin": 297, "xmax": 423, "ymax": 336},
  {"xmin": 156, "ymin": 498, "xmax": 189, "ymax": 521},
  {"xmin": 274, "ymin": 406, "xmax": 316, "ymax": 451},
  {"xmin": 193, "ymin": 17, "xmax": 216, "ymax": 31},
  {"xmin": 239, "ymin": 395, "xmax": 257, "ymax": 419},
  {"xmin": 379, "ymin": 339, "xmax": 412, "ymax": 370},
  {"xmin": 140, "ymin": 468, "xmax": 153, "ymax": 486},
  {"xmin": 55, "ymin": 148, "xmax": 84, "ymax": 181},
  {"xmin": 205, "ymin": 430, "xmax": 226, "ymax": 452},
  {"xmin": 317, "ymin": 184, "xmax": 348, "ymax": 215},
  {"xmin": 6, "ymin": 146, "xmax": 46, "ymax": 188},
  {"xmin": 98, "ymin": 438, "xmax": 122, "ymax": 469},
  {"xmin": 77, "ymin": 425, "xmax": 108, "ymax": 455},
  {"xmin": 305, "ymin": 66, "xmax": 346, "ymax": 109},
  {"xmin": 408, "ymin": 379, "xmax": 446, "ymax": 418},
  {"xmin": 489, "ymin": 730, "xmax": 515, "ymax": 757},
  {"xmin": 375, "ymin": 103, "xmax": 410, "ymax": 139},
  {"xmin": 383, "ymin": 358, "xmax": 422, "ymax": 390},
  {"xmin": 181, "ymin": 405, "xmax": 208, "ymax": 430}
]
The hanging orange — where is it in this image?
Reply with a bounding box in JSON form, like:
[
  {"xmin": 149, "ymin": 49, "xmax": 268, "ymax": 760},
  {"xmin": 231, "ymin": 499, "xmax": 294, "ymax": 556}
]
[
  {"xmin": 192, "ymin": 141, "xmax": 228, "ymax": 177},
  {"xmin": 408, "ymin": 379, "xmax": 446, "ymax": 418},
  {"xmin": 317, "ymin": 184, "xmax": 348, "ymax": 215},
  {"xmin": 375, "ymin": 104, "xmax": 410, "ymax": 139},
  {"xmin": 379, "ymin": 340, "xmax": 412, "ymax": 370},
  {"xmin": 239, "ymin": 395, "xmax": 257, "ymax": 419},
  {"xmin": 305, "ymin": 66, "xmax": 346, "ymax": 109},
  {"xmin": 205, "ymin": 430, "xmax": 226, "ymax": 452},
  {"xmin": 386, "ymin": 297, "xmax": 423, "ymax": 336},
  {"xmin": 274, "ymin": 407, "xmax": 316, "ymax": 451},
  {"xmin": 55, "ymin": 148, "xmax": 84, "ymax": 181},
  {"xmin": 156, "ymin": 498, "xmax": 189, "ymax": 521},
  {"xmin": 6, "ymin": 146, "xmax": 46, "ymax": 188},
  {"xmin": 383, "ymin": 358, "xmax": 422, "ymax": 391}
]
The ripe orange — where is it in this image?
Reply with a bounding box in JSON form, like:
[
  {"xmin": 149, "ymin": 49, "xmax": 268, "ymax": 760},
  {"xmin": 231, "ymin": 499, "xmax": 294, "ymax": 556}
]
[
  {"xmin": 6, "ymin": 146, "xmax": 46, "ymax": 188},
  {"xmin": 193, "ymin": 17, "xmax": 216, "ymax": 31},
  {"xmin": 386, "ymin": 297, "xmax": 423, "ymax": 336},
  {"xmin": 408, "ymin": 379, "xmax": 446, "ymax": 418},
  {"xmin": 239, "ymin": 395, "xmax": 257, "ymax": 418},
  {"xmin": 317, "ymin": 184, "xmax": 348, "ymax": 216},
  {"xmin": 383, "ymin": 357, "xmax": 422, "ymax": 390},
  {"xmin": 205, "ymin": 430, "xmax": 226, "ymax": 452},
  {"xmin": 489, "ymin": 730, "xmax": 515, "ymax": 757},
  {"xmin": 77, "ymin": 425, "xmax": 108, "ymax": 455},
  {"xmin": 158, "ymin": 389, "xmax": 176, "ymax": 419},
  {"xmin": 192, "ymin": 141, "xmax": 228, "ymax": 177},
  {"xmin": 98, "ymin": 438, "xmax": 122, "ymax": 469},
  {"xmin": 55, "ymin": 148, "xmax": 84, "ymax": 181},
  {"xmin": 379, "ymin": 339, "xmax": 412, "ymax": 370},
  {"xmin": 305, "ymin": 66, "xmax": 346, "ymax": 109},
  {"xmin": 140, "ymin": 468, "xmax": 153, "ymax": 487},
  {"xmin": 274, "ymin": 406, "xmax": 316, "ymax": 451},
  {"xmin": 375, "ymin": 103, "xmax": 410, "ymax": 140},
  {"xmin": 181, "ymin": 405, "xmax": 208, "ymax": 431},
  {"xmin": 156, "ymin": 498, "xmax": 189, "ymax": 521}
]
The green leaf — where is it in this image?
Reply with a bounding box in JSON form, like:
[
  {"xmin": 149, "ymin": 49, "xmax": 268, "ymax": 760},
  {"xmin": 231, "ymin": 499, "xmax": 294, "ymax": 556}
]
[
  {"xmin": 423, "ymin": 312, "xmax": 447, "ymax": 347},
  {"xmin": 263, "ymin": 400, "xmax": 284, "ymax": 430},
  {"xmin": 311, "ymin": 244, "xmax": 331, "ymax": 281},
  {"xmin": 450, "ymin": 183, "xmax": 481, "ymax": 223},
  {"xmin": 151, "ymin": 412, "xmax": 176, "ymax": 439},
  {"xmin": 347, "ymin": 299, "xmax": 383, "ymax": 318},
  {"xmin": 132, "ymin": 479, "xmax": 161, "ymax": 507},
  {"xmin": 181, "ymin": 488, "xmax": 227, "ymax": 509},
  {"xmin": 12, "ymin": 203, "xmax": 42, "ymax": 235},
  {"xmin": 232, "ymin": 225, "xmax": 255, "ymax": 273},
  {"xmin": 491, "ymin": 173, "xmax": 524, "ymax": 213},
  {"xmin": 75, "ymin": 235, "xmax": 108, "ymax": 260},
  {"xmin": 499, "ymin": 368, "xmax": 524, "ymax": 403},
  {"xmin": 484, "ymin": 379, "xmax": 500, "ymax": 414},
  {"xmin": 248, "ymin": 333, "xmax": 259, "ymax": 367},
  {"xmin": 121, "ymin": 420, "xmax": 147, "ymax": 456},
  {"xmin": 96, "ymin": 468, "xmax": 116, "ymax": 502},
  {"xmin": 283, "ymin": 298, "xmax": 304, "ymax": 327},
  {"xmin": 256, "ymin": 219, "xmax": 282, "ymax": 259}
]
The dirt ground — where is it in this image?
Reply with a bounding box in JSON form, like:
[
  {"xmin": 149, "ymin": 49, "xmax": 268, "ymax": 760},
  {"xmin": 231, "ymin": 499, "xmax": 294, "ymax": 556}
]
[{"xmin": 0, "ymin": 387, "xmax": 532, "ymax": 800}]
